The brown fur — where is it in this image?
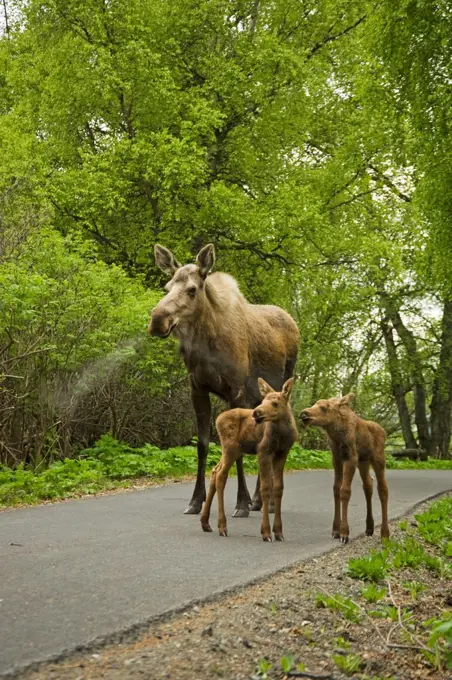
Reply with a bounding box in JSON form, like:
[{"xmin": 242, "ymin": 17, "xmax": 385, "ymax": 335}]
[
  {"xmin": 150, "ymin": 244, "xmax": 299, "ymax": 516},
  {"xmin": 201, "ymin": 378, "xmax": 297, "ymax": 541},
  {"xmin": 300, "ymin": 394, "xmax": 389, "ymax": 543}
]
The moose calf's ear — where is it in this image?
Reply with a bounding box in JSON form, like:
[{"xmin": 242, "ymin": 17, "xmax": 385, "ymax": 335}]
[
  {"xmin": 154, "ymin": 245, "xmax": 182, "ymax": 276},
  {"xmin": 339, "ymin": 393, "xmax": 355, "ymax": 406},
  {"xmin": 282, "ymin": 377, "xmax": 294, "ymax": 401},
  {"xmin": 258, "ymin": 377, "xmax": 274, "ymax": 398},
  {"xmin": 196, "ymin": 243, "xmax": 215, "ymax": 278}
]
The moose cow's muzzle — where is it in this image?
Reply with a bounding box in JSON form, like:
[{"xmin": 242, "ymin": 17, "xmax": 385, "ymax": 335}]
[{"xmin": 149, "ymin": 308, "xmax": 177, "ymax": 338}]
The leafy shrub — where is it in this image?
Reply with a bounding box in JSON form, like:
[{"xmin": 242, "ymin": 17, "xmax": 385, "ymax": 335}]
[
  {"xmin": 425, "ymin": 614, "xmax": 452, "ymax": 670},
  {"xmin": 345, "ymin": 551, "xmax": 389, "ymax": 582},
  {"xmin": 361, "ymin": 583, "xmax": 386, "ymax": 603},
  {"xmin": 332, "ymin": 653, "xmax": 362, "ymax": 675},
  {"xmin": 0, "ymin": 228, "xmax": 192, "ymax": 465},
  {"xmin": 415, "ymin": 497, "xmax": 452, "ymax": 555}
]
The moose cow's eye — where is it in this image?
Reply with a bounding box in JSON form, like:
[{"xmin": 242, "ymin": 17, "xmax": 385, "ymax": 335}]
[
  {"xmin": 272, "ymin": 401, "xmax": 278, "ymax": 408},
  {"xmin": 187, "ymin": 286, "xmax": 197, "ymax": 298},
  {"xmin": 320, "ymin": 405, "xmax": 327, "ymax": 413}
]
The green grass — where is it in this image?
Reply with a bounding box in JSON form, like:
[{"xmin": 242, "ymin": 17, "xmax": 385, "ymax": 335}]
[
  {"xmin": 315, "ymin": 592, "xmax": 361, "ymax": 623},
  {"xmin": 318, "ymin": 497, "xmax": 452, "ymax": 673},
  {"xmin": 0, "ymin": 437, "xmax": 329, "ymax": 507},
  {"xmin": 386, "ymin": 454, "xmax": 452, "ymax": 469},
  {"xmin": 344, "ymin": 498, "xmax": 452, "ymax": 583},
  {"xmin": 0, "ymin": 435, "xmax": 451, "ymax": 508}
]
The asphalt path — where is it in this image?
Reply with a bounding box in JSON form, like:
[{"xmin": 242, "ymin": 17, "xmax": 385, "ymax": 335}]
[{"xmin": 1, "ymin": 469, "xmax": 451, "ymax": 676}]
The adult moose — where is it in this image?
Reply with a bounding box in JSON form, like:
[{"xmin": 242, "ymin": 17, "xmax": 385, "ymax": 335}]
[{"xmin": 149, "ymin": 243, "xmax": 299, "ymax": 516}]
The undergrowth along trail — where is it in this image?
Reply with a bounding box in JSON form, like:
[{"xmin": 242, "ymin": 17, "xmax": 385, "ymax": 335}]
[{"xmin": 1, "ymin": 434, "xmax": 452, "ymax": 508}]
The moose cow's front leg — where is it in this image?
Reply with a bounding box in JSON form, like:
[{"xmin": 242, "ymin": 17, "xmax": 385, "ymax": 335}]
[
  {"xmin": 229, "ymin": 393, "xmax": 251, "ymax": 518},
  {"xmin": 185, "ymin": 390, "xmax": 211, "ymax": 515},
  {"xmin": 232, "ymin": 456, "xmax": 251, "ymax": 517}
]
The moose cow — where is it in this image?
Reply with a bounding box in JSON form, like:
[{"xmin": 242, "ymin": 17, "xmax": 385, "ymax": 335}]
[
  {"xmin": 300, "ymin": 394, "xmax": 390, "ymax": 543},
  {"xmin": 201, "ymin": 378, "xmax": 297, "ymax": 541},
  {"xmin": 149, "ymin": 244, "xmax": 299, "ymax": 516}
]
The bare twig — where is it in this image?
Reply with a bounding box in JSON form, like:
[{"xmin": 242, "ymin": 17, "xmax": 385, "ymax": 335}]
[
  {"xmin": 2, "ymin": 347, "xmax": 52, "ymax": 366},
  {"xmin": 386, "ymin": 579, "xmax": 429, "ymax": 652},
  {"xmin": 317, "ymin": 586, "xmax": 427, "ymax": 654},
  {"xmin": 287, "ymin": 672, "xmax": 337, "ymax": 679}
]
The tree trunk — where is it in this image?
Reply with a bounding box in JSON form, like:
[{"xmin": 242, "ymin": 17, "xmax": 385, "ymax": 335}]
[
  {"xmin": 429, "ymin": 299, "xmax": 452, "ymax": 459},
  {"xmin": 380, "ymin": 293, "xmax": 431, "ymax": 450},
  {"xmin": 380, "ymin": 316, "xmax": 418, "ymax": 449}
]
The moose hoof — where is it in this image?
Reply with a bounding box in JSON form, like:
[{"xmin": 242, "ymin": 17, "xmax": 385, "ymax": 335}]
[
  {"xmin": 274, "ymin": 534, "xmax": 284, "ymax": 542},
  {"xmin": 219, "ymin": 529, "xmax": 228, "ymax": 537},
  {"xmin": 232, "ymin": 507, "xmax": 250, "ymax": 518},
  {"xmin": 366, "ymin": 528, "xmax": 374, "ymax": 537},
  {"xmin": 340, "ymin": 535, "xmax": 349, "ymax": 544},
  {"xmin": 249, "ymin": 501, "xmax": 262, "ymax": 511},
  {"xmin": 184, "ymin": 501, "xmax": 203, "ymax": 515},
  {"xmin": 381, "ymin": 528, "xmax": 390, "ymax": 540},
  {"xmin": 262, "ymin": 535, "xmax": 272, "ymax": 542},
  {"xmin": 201, "ymin": 524, "xmax": 213, "ymax": 533},
  {"xmin": 332, "ymin": 532, "xmax": 340, "ymax": 539}
]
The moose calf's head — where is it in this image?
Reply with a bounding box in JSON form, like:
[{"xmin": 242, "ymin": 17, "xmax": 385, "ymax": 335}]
[
  {"xmin": 149, "ymin": 243, "xmax": 215, "ymax": 338},
  {"xmin": 252, "ymin": 378, "xmax": 294, "ymax": 424},
  {"xmin": 300, "ymin": 393, "xmax": 355, "ymax": 429}
]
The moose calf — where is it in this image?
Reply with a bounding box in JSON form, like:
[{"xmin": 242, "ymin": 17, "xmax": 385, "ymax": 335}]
[
  {"xmin": 201, "ymin": 378, "xmax": 297, "ymax": 542},
  {"xmin": 300, "ymin": 394, "xmax": 389, "ymax": 543}
]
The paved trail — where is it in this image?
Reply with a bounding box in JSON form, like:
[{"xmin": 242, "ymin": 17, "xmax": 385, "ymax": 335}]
[{"xmin": 1, "ymin": 470, "xmax": 451, "ymax": 676}]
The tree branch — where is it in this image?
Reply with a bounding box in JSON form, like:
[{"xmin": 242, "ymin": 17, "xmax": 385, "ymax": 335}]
[
  {"xmin": 306, "ymin": 16, "xmax": 367, "ymax": 60},
  {"xmin": 2, "ymin": 0, "xmax": 10, "ymax": 38},
  {"xmin": 368, "ymin": 164, "xmax": 412, "ymax": 202}
]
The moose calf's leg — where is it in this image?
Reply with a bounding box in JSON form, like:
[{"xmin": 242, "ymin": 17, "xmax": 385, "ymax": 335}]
[
  {"xmin": 332, "ymin": 456, "xmax": 343, "ymax": 539},
  {"xmin": 200, "ymin": 465, "xmax": 218, "ymax": 532},
  {"xmin": 339, "ymin": 457, "xmax": 357, "ymax": 544},
  {"xmin": 216, "ymin": 457, "xmax": 236, "ymax": 536},
  {"xmin": 258, "ymin": 453, "xmax": 273, "ymax": 542},
  {"xmin": 232, "ymin": 456, "xmax": 251, "ymax": 518},
  {"xmin": 373, "ymin": 460, "xmax": 390, "ymax": 540},
  {"xmin": 272, "ymin": 455, "xmax": 287, "ymax": 541},
  {"xmin": 186, "ymin": 391, "xmax": 211, "ymax": 515},
  {"xmin": 358, "ymin": 461, "xmax": 374, "ymax": 536}
]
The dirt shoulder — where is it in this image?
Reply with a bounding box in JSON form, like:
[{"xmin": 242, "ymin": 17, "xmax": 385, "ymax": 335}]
[{"xmin": 12, "ymin": 494, "xmax": 451, "ymax": 680}]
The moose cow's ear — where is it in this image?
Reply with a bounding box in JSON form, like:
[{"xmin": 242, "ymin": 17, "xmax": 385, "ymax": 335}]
[
  {"xmin": 258, "ymin": 378, "xmax": 274, "ymax": 398},
  {"xmin": 282, "ymin": 377, "xmax": 294, "ymax": 402},
  {"xmin": 339, "ymin": 393, "xmax": 355, "ymax": 406},
  {"xmin": 196, "ymin": 243, "xmax": 215, "ymax": 278},
  {"xmin": 154, "ymin": 245, "xmax": 182, "ymax": 276}
]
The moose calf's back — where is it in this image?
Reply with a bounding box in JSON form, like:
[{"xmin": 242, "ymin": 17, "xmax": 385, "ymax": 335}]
[{"xmin": 354, "ymin": 418, "xmax": 386, "ymax": 462}]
